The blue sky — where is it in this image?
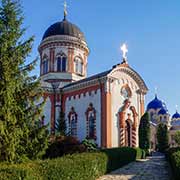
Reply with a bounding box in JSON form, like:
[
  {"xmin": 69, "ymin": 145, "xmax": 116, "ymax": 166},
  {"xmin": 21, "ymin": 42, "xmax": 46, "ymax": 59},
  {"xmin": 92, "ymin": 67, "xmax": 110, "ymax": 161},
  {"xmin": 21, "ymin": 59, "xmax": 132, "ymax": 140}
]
[{"xmin": 21, "ymin": 0, "xmax": 180, "ymax": 115}]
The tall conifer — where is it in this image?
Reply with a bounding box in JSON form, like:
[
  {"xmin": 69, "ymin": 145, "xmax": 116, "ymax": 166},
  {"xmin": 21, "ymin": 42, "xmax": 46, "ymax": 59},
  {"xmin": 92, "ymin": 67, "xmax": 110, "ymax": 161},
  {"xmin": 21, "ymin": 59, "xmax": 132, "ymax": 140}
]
[
  {"xmin": 139, "ymin": 112, "xmax": 150, "ymax": 150},
  {"xmin": 0, "ymin": 0, "xmax": 48, "ymax": 162}
]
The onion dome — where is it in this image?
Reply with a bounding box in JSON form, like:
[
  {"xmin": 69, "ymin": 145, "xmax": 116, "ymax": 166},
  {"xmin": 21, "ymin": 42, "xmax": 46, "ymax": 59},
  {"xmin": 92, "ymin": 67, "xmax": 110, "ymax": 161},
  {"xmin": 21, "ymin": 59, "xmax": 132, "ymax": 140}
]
[
  {"xmin": 158, "ymin": 108, "xmax": 168, "ymax": 115},
  {"xmin": 172, "ymin": 111, "xmax": 180, "ymax": 119},
  {"xmin": 42, "ymin": 18, "xmax": 85, "ymax": 41},
  {"xmin": 147, "ymin": 95, "xmax": 165, "ymax": 111}
]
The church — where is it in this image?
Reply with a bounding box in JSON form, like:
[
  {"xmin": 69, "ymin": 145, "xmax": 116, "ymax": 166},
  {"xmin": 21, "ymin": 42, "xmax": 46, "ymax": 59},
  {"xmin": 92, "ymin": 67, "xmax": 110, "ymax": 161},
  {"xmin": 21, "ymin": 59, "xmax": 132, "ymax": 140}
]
[
  {"xmin": 146, "ymin": 95, "xmax": 180, "ymax": 149},
  {"xmin": 39, "ymin": 6, "xmax": 148, "ymax": 148}
]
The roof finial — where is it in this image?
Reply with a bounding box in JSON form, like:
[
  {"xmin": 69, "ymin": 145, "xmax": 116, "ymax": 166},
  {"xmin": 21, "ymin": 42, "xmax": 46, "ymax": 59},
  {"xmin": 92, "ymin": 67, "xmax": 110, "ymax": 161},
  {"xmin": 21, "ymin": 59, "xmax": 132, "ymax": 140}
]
[
  {"xmin": 63, "ymin": 0, "xmax": 67, "ymax": 20},
  {"xmin": 120, "ymin": 43, "xmax": 128, "ymax": 64},
  {"xmin": 155, "ymin": 86, "xmax": 158, "ymax": 98},
  {"xmin": 176, "ymin": 105, "xmax": 178, "ymax": 113}
]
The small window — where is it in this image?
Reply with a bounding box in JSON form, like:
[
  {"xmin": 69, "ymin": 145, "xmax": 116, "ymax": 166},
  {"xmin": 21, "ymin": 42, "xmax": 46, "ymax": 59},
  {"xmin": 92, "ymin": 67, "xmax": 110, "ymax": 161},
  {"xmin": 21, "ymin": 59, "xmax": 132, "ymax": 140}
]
[
  {"xmin": 42, "ymin": 58, "xmax": 48, "ymax": 74},
  {"xmin": 74, "ymin": 57, "xmax": 83, "ymax": 75},
  {"xmin": 56, "ymin": 54, "xmax": 67, "ymax": 72}
]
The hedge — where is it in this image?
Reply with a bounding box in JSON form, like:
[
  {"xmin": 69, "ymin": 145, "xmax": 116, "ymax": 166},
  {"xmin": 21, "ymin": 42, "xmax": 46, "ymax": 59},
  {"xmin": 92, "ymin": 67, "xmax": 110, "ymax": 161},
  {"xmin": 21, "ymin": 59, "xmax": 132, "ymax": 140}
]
[
  {"xmin": 166, "ymin": 147, "xmax": 180, "ymax": 180},
  {"xmin": 102, "ymin": 147, "xmax": 144, "ymax": 172},
  {"xmin": 0, "ymin": 147, "xmax": 144, "ymax": 180}
]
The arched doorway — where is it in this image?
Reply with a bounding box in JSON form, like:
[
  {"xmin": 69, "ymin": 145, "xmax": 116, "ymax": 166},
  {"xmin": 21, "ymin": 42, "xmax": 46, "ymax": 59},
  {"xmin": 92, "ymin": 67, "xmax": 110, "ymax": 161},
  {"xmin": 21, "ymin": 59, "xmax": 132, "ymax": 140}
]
[{"xmin": 125, "ymin": 120, "xmax": 131, "ymax": 147}]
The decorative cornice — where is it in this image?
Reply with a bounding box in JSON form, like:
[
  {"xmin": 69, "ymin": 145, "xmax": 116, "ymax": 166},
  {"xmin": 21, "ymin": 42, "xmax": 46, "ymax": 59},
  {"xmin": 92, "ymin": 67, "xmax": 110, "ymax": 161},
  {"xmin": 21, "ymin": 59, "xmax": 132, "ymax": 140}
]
[
  {"xmin": 38, "ymin": 35, "xmax": 89, "ymax": 54},
  {"xmin": 110, "ymin": 66, "xmax": 148, "ymax": 94},
  {"xmin": 63, "ymin": 76, "xmax": 107, "ymax": 93}
]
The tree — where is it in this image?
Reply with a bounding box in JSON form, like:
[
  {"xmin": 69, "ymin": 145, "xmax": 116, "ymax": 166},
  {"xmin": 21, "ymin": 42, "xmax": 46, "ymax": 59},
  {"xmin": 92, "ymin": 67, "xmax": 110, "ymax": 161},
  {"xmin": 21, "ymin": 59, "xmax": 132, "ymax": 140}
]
[
  {"xmin": 157, "ymin": 123, "xmax": 169, "ymax": 152},
  {"xmin": 55, "ymin": 110, "xmax": 66, "ymax": 136},
  {"xmin": 174, "ymin": 131, "xmax": 180, "ymax": 147},
  {"xmin": 0, "ymin": 0, "xmax": 48, "ymax": 162},
  {"xmin": 139, "ymin": 112, "xmax": 150, "ymax": 150}
]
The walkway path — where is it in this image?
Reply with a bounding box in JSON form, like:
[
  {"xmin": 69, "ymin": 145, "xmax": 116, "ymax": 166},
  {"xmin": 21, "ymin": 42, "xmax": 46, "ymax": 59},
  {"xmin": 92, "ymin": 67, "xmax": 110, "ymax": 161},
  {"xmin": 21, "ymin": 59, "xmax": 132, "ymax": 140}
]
[{"xmin": 98, "ymin": 153, "xmax": 171, "ymax": 180}]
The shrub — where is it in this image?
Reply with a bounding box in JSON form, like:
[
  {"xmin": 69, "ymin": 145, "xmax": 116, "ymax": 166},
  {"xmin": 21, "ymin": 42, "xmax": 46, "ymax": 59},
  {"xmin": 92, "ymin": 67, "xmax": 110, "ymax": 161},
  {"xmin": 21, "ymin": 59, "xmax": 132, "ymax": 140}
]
[
  {"xmin": 174, "ymin": 131, "xmax": 180, "ymax": 146},
  {"xmin": 157, "ymin": 123, "xmax": 169, "ymax": 152},
  {"xmin": 0, "ymin": 147, "xmax": 144, "ymax": 180},
  {"xmin": 139, "ymin": 113, "xmax": 150, "ymax": 150},
  {"xmin": 0, "ymin": 163, "xmax": 41, "ymax": 180},
  {"xmin": 0, "ymin": 153, "xmax": 107, "ymax": 180},
  {"xmin": 44, "ymin": 136, "xmax": 86, "ymax": 158},
  {"xmin": 82, "ymin": 139, "xmax": 98, "ymax": 151},
  {"xmin": 166, "ymin": 147, "xmax": 180, "ymax": 180},
  {"xmin": 101, "ymin": 147, "xmax": 143, "ymax": 172}
]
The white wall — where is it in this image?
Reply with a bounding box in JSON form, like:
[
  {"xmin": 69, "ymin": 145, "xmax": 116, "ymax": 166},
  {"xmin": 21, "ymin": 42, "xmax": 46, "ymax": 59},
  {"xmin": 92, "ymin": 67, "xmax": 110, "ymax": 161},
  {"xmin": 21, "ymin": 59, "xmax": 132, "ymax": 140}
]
[
  {"xmin": 110, "ymin": 72, "xmax": 140, "ymax": 147},
  {"xmin": 65, "ymin": 89, "xmax": 101, "ymax": 146},
  {"xmin": 42, "ymin": 97, "xmax": 51, "ymax": 131}
]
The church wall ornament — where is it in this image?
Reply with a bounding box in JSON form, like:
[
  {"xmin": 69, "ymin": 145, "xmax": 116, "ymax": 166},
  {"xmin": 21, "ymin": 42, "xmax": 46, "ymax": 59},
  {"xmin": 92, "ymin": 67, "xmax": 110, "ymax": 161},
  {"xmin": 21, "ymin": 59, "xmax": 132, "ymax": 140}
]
[
  {"xmin": 85, "ymin": 103, "xmax": 97, "ymax": 140},
  {"xmin": 68, "ymin": 107, "xmax": 78, "ymax": 137}
]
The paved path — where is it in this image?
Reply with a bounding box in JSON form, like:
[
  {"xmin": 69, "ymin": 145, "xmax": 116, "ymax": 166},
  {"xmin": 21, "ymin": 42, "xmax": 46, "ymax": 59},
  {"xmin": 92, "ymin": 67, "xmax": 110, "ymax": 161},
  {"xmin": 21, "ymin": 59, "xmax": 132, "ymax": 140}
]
[{"xmin": 98, "ymin": 153, "xmax": 171, "ymax": 180}]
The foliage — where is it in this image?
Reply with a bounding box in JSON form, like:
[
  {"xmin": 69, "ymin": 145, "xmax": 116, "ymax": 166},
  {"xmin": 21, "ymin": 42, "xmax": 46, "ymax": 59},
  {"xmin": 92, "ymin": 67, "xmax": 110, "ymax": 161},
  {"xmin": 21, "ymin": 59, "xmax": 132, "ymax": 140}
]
[
  {"xmin": 0, "ymin": 0, "xmax": 48, "ymax": 162},
  {"xmin": 166, "ymin": 148, "xmax": 180, "ymax": 180},
  {"xmin": 55, "ymin": 110, "xmax": 66, "ymax": 136},
  {"xmin": 101, "ymin": 147, "xmax": 144, "ymax": 172},
  {"xmin": 0, "ymin": 147, "xmax": 144, "ymax": 180},
  {"xmin": 139, "ymin": 112, "xmax": 150, "ymax": 150},
  {"xmin": 44, "ymin": 136, "xmax": 86, "ymax": 159},
  {"xmin": 0, "ymin": 153, "xmax": 107, "ymax": 180},
  {"xmin": 82, "ymin": 138, "xmax": 98, "ymax": 151},
  {"xmin": 174, "ymin": 131, "xmax": 180, "ymax": 146},
  {"xmin": 157, "ymin": 123, "xmax": 169, "ymax": 152}
]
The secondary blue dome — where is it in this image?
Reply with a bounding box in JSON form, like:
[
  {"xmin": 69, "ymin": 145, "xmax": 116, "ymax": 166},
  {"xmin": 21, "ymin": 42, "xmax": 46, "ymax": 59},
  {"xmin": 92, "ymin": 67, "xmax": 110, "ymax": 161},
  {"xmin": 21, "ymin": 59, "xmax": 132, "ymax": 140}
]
[
  {"xmin": 147, "ymin": 95, "xmax": 164, "ymax": 111},
  {"xmin": 172, "ymin": 112, "xmax": 180, "ymax": 119},
  {"xmin": 158, "ymin": 108, "xmax": 168, "ymax": 115}
]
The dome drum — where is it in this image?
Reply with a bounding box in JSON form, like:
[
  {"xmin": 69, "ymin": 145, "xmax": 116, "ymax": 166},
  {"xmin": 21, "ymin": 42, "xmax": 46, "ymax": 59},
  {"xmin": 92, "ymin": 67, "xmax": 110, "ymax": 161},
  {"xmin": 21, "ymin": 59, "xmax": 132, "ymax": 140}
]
[{"xmin": 39, "ymin": 18, "xmax": 89, "ymax": 84}]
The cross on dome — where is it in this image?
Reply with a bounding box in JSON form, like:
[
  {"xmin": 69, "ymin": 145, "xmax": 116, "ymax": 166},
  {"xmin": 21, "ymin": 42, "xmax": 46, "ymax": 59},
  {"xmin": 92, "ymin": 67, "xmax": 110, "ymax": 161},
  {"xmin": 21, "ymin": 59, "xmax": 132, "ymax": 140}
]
[
  {"xmin": 121, "ymin": 43, "xmax": 128, "ymax": 59},
  {"xmin": 63, "ymin": 0, "xmax": 68, "ymax": 20},
  {"xmin": 176, "ymin": 105, "xmax": 178, "ymax": 112},
  {"xmin": 121, "ymin": 43, "xmax": 128, "ymax": 63},
  {"xmin": 155, "ymin": 86, "xmax": 158, "ymax": 97}
]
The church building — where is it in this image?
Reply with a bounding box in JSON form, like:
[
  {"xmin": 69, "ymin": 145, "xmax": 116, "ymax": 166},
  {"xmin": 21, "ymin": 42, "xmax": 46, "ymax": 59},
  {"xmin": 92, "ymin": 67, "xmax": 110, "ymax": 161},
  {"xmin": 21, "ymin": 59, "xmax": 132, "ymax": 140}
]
[
  {"xmin": 39, "ymin": 7, "xmax": 148, "ymax": 148},
  {"xmin": 147, "ymin": 95, "xmax": 180, "ymax": 149}
]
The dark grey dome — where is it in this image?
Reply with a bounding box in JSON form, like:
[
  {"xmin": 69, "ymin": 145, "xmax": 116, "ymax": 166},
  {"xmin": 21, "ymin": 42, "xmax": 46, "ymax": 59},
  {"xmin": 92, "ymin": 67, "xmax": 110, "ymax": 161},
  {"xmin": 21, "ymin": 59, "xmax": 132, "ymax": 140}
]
[{"xmin": 42, "ymin": 19, "xmax": 85, "ymax": 41}]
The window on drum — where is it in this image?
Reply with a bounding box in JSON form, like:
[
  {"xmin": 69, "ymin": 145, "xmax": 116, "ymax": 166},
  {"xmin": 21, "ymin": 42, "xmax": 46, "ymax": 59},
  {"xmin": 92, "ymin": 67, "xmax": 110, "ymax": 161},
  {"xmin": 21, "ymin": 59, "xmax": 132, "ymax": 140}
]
[
  {"xmin": 42, "ymin": 58, "xmax": 48, "ymax": 74},
  {"xmin": 57, "ymin": 55, "xmax": 67, "ymax": 72},
  {"xmin": 74, "ymin": 57, "xmax": 83, "ymax": 75}
]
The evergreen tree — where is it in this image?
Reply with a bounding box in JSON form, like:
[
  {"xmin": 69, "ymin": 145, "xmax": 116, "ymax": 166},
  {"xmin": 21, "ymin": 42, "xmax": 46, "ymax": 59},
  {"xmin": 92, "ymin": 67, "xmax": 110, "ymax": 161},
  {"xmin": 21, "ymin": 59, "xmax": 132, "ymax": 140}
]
[
  {"xmin": 174, "ymin": 131, "xmax": 180, "ymax": 146},
  {"xmin": 157, "ymin": 123, "xmax": 169, "ymax": 152},
  {"xmin": 0, "ymin": 0, "xmax": 48, "ymax": 162},
  {"xmin": 55, "ymin": 109, "xmax": 66, "ymax": 136},
  {"xmin": 139, "ymin": 112, "xmax": 150, "ymax": 150}
]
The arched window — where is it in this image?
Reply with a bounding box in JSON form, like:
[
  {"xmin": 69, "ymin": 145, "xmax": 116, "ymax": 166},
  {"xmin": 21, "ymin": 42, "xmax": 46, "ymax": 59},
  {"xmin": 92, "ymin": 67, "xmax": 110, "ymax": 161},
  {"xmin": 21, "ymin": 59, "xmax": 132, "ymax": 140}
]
[
  {"xmin": 68, "ymin": 107, "xmax": 77, "ymax": 137},
  {"xmin": 85, "ymin": 103, "xmax": 96, "ymax": 139},
  {"xmin": 42, "ymin": 58, "xmax": 49, "ymax": 74},
  {"xmin": 56, "ymin": 54, "xmax": 67, "ymax": 72},
  {"xmin": 74, "ymin": 57, "xmax": 83, "ymax": 75}
]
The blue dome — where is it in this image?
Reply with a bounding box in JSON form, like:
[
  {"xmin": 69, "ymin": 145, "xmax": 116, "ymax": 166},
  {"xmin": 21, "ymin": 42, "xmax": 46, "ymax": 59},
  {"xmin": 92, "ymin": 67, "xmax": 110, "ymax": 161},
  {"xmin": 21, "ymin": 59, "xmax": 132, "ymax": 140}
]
[
  {"xmin": 147, "ymin": 96, "xmax": 164, "ymax": 111},
  {"xmin": 158, "ymin": 108, "xmax": 168, "ymax": 115},
  {"xmin": 172, "ymin": 112, "xmax": 180, "ymax": 119}
]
